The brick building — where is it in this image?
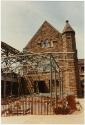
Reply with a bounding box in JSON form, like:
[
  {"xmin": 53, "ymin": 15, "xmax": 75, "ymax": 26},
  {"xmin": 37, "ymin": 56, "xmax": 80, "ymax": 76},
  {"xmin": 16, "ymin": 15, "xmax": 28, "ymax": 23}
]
[
  {"xmin": 24, "ymin": 20, "xmax": 80, "ymax": 97},
  {"xmin": 78, "ymin": 59, "xmax": 84, "ymax": 97}
]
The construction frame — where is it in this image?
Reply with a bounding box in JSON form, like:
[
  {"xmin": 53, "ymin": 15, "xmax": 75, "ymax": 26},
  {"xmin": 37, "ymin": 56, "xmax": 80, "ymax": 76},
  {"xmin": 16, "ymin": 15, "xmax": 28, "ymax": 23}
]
[{"xmin": 1, "ymin": 42, "xmax": 63, "ymax": 100}]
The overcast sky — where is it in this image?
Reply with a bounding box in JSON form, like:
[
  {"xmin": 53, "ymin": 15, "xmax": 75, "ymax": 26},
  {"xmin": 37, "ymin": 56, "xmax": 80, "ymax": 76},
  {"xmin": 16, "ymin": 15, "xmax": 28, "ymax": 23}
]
[{"xmin": 1, "ymin": 1, "xmax": 84, "ymax": 58}]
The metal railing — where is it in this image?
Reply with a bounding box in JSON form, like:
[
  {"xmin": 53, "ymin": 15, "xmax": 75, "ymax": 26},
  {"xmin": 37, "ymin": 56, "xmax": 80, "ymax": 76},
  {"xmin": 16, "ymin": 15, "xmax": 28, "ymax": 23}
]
[{"xmin": 1, "ymin": 96, "xmax": 56, "ymax": 117}]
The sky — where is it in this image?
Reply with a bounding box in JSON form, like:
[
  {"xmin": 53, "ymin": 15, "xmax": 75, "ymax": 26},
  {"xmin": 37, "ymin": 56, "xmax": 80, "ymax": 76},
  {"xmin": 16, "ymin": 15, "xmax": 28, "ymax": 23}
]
[{"xmin": 1, "ymin": 1, "xmax": 84, "ymax": 58}]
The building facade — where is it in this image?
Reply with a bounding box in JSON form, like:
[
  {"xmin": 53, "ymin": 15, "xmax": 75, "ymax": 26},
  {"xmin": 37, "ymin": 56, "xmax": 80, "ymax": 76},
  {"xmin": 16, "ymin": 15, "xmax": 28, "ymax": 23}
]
[{"xmin": 24, "ymin": 20, "xmax": 80, "ymax": 96}]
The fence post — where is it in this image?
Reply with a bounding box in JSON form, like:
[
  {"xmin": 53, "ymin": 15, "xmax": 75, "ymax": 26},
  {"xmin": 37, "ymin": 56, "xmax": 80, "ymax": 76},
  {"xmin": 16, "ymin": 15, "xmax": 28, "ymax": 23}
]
[
  {"xmin": 23, "ymin": 100, "xmax": 24, "ymax": 115},
  {"xmin": 38, "ymin": 97, "xmax": 39, "ymax": 115},
  {"xmin": 41, "ymin": 97, "xmax": 42, "ymax": 115},
  {"xmin": 17, "ymin": 103, "xmax": 18, "ymax": 116},
  {"xmin": 31, "ymin": 96, "xmax": 33, "ymax": 115},
  {"xmin": 44, "ymin": 97, "xmax": 45, "ymax": 115},
  {"xmin": 47, "ymin": 97, "xmax": 48, "ymax": 115}
]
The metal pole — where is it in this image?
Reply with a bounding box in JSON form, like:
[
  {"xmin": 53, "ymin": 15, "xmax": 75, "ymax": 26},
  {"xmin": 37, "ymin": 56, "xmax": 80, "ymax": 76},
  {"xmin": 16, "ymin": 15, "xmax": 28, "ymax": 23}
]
[
  {"xmin": 50, "ymin": 54, "xmax": 52, "ymax": 99},
  {"xmin": 4, "ymin": 81, "xmax": 6, "ymax": 98},
  {"xmin": 55, "ymin": 70, "xmax": 57, "ymax": 107},
  {"xmin": 18, "ymin": 76, "xmax": 20, "ymax": 97},
  {"xmin": 61, "ymin": 71, "xmax": 63, "ymax": 97},
  {"xmin": 59, "ymin": 70, "xmax": 61, "ymax": 98},
  {"xmin": 59, "ymin": 70, "xmax": 62, "ymax": 99},
  {"xmin": 10, "ymin": 74, "xmax": 13, "ymax": 97},
  {"xmin": 11, "ymin": 82, "xmax": 13, "ymax": 97}
]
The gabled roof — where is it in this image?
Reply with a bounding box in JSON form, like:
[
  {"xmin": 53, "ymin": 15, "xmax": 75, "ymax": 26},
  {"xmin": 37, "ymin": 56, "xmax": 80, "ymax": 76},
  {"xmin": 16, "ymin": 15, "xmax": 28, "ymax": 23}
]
[
  {"xmin": 24, "ymin": 20, "xmax": 61, "ymax": 50},
  {"xmin": 43, "ymin": 21, "xmax": 61, "ymax": 34},
  {"xmin": 1, "ymin": 41, "xmax": 20, "ymax": 54},
  {"xmin": 62, "ymin": 20, "xmax": 75, "ymax": 34}
]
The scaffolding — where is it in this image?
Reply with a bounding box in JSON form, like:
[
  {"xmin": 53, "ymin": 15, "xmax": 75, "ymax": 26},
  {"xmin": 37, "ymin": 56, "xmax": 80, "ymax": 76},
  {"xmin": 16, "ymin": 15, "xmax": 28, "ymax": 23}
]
[{"xmin": 1, "ymin": 42, "xmax": 63, "ymax": 102}]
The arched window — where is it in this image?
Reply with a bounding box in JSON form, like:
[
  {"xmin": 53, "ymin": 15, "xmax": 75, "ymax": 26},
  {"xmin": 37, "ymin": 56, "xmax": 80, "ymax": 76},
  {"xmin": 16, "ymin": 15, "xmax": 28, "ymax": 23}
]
[{"xmin": 41, "ymin": 39, "xmax": 50, "ymax": 48}]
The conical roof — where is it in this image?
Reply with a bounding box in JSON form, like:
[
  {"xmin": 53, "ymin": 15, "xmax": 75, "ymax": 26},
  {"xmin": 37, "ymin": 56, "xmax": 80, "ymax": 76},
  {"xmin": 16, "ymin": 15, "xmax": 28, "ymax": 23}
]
[{"xmin": 62, "ymin": 20, "xmax": 75, "ymax": 34}]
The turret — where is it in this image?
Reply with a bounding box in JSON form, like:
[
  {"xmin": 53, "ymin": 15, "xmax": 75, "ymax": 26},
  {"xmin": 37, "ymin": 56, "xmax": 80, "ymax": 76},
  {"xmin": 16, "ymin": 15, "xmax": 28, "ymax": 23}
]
[
  {"xmin": 62, "ymin": 20, "xmax": 79, "ymax": 96},
  {"xmin": 62, "ymin": 20, "xmax": 76, "ymax": 52}
]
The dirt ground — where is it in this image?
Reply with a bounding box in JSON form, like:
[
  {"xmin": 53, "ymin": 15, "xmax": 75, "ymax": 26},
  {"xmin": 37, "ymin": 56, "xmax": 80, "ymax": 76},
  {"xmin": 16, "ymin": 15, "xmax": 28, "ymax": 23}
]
[{"xmin": 1, "ymin": 99, "xmax": 84, "ymax": 124}]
